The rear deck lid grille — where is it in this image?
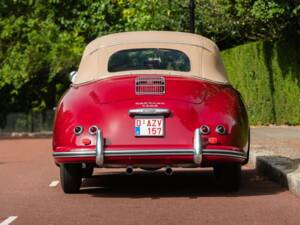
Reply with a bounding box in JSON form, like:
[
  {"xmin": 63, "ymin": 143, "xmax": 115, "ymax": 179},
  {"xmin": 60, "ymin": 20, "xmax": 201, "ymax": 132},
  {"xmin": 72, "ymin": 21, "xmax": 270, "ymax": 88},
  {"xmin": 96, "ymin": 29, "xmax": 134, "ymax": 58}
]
[{"xmin": 135, "ymin": 76, "xmax": 166, "ymax": 95}]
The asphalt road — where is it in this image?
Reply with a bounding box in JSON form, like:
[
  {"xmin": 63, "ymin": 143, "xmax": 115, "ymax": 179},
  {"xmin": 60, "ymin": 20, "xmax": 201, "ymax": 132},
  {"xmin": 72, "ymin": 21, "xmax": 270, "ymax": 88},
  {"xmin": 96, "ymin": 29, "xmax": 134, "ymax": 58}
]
[{"xmin": 0, "ymin": 138, "xmax": 300, "ymax": 225}]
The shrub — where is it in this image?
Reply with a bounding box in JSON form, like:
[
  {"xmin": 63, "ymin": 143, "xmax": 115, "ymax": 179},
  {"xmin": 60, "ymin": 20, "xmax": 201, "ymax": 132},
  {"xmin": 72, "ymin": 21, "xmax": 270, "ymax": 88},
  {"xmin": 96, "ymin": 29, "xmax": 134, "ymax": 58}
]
[{"xmin": 222, "ymin": 39, "xmax": 300, "ymax": 125}]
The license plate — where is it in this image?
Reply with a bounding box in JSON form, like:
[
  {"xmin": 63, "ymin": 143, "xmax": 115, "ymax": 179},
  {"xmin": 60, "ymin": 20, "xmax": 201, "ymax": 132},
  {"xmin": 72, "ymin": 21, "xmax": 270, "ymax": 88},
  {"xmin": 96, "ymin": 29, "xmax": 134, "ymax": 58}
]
[{"xmin": 135, "ymin": 117, "xmax": 164, "ymax": 136}]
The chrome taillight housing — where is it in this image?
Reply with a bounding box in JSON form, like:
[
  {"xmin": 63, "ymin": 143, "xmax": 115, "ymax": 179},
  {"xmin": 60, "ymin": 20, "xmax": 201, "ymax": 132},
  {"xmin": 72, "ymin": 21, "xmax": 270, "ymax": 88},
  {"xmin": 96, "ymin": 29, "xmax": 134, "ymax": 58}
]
[
  {"xmin": 215, "ymin": 125, "xmax": 226, "ymax": 135},
  {"xmin": 74, "ymin": 126, "xmax": 84, "ymax": 135},
  {"xmin": 200, "ymin": 125, "xmax": 210, "ymax": 135},
  {"xmin": 88, "ymin": 125, "xmax": 98, "ymax": 135}
]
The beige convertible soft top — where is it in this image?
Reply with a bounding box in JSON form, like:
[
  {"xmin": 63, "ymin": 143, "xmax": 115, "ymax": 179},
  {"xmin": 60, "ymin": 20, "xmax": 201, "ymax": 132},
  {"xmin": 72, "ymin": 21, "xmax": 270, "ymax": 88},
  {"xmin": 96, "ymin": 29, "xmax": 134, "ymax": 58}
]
[{"xmin": 74, "ymin": 31, "xmax": 229, "ymax": 84}]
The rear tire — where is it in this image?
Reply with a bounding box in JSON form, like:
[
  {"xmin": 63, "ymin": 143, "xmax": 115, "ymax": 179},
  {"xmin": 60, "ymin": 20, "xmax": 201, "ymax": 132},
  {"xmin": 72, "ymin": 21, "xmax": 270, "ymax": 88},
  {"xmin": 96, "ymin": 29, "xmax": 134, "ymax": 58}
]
[
  {"xmin": 60, "ymin": 164, "xmax": 82, "ymax": 193},
  {"xmin": 214, "ymin": 164, "xmax": 241, "ymax": 192}
]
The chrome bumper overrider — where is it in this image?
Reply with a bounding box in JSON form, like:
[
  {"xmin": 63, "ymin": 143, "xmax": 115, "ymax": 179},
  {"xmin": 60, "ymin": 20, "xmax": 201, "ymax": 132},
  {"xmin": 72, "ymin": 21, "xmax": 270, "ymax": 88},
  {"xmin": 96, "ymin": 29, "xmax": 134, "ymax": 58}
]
[
  {"xmin": 53, "ymin": 128, "xmax": 246, "ymax": 166},
  {"xmin": 95, "ymin": 128, "xmax": 104, "ymax": 167}
]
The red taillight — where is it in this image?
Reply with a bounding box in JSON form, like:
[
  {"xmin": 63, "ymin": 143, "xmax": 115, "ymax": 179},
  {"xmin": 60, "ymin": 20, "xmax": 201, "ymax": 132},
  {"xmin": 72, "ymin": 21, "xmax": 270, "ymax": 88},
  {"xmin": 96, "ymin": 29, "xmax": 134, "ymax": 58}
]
[
  {"xmin": 208, "ymin": 137, "xmax": 218, "ymax": 144},
  {"xmin": 82, "ymin": 138, "xmax": 91, "ymax": 145}
]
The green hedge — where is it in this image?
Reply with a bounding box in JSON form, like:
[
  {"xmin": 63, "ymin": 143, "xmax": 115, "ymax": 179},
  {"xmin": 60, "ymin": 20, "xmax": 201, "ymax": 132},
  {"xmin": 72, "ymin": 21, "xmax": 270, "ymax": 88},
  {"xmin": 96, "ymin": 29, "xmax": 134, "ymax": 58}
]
[{"xmin": 222, "ymin": 39, "xmax": 300, "ymax": 125}]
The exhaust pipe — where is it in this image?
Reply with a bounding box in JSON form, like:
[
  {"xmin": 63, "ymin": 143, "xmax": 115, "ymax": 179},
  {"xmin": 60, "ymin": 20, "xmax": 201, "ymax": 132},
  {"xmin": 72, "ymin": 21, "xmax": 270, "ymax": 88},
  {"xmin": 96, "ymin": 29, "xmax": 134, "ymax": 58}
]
[
  {"xmin": 126, "ymin": 166, "xmax": 133, "ymax": 175},
  {"xmin": 165, "ymin": 167, "xmax": 173, "ymax": 176}
]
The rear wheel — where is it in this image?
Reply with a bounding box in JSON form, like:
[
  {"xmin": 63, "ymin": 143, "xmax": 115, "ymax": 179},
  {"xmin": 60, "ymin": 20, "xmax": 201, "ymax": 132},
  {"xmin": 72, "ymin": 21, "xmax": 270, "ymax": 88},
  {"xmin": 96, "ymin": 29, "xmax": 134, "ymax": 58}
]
[
  {"xmin": 60, "ymin": 164, "xmax": 82, "ymax": 193},
  {"xmin": 214, "ymin": 164, "xmax": 241, "ymax": 191}
]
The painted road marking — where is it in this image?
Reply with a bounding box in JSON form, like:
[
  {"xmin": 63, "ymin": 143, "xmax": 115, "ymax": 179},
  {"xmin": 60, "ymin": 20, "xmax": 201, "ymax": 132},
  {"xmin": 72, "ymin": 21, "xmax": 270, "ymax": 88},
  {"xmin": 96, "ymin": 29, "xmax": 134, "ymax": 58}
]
[
  {"xmin": 0, "ymin": 216, "xmax": 18, "ymax": 225},
  {"xmin": 49, "ymin": 180, "xmax": 60, "ymax": 187}
]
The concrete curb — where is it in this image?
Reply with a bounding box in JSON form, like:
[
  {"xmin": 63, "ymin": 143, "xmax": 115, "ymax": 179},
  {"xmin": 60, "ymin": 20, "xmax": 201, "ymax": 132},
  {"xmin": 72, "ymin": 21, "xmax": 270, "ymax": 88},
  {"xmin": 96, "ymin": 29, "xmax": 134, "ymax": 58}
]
[{"xmin": 249, "ymin": 149, "xmax": 300, "ymax": 197}]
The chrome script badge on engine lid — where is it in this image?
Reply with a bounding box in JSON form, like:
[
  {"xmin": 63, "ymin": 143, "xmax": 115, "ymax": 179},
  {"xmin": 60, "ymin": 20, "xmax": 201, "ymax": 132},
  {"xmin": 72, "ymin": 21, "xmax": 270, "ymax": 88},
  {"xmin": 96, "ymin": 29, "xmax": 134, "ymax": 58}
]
[{"xmin": 135, "ymin": 116, "xmax": 164, "ymax": 137}]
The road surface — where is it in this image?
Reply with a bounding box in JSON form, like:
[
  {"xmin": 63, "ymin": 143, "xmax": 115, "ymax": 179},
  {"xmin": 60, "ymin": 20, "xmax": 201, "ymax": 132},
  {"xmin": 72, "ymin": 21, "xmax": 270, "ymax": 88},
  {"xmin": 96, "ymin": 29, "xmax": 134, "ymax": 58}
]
[{"xmin": 0, "ymin": 138, "xmax": 300, "ymax": 225}]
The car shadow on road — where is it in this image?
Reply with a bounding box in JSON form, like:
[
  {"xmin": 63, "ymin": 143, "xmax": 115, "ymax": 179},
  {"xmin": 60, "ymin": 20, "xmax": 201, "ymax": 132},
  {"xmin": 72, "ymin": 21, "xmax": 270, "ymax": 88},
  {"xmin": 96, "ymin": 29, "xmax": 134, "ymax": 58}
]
[{"xmin": 80, "ymin": 168, "xmax": 287, "ymax": 198}]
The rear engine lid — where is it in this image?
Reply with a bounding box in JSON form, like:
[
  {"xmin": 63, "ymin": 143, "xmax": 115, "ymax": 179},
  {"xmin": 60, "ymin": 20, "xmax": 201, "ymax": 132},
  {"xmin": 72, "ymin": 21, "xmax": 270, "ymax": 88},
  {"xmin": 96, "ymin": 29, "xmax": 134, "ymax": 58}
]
[{"xmin": 75, "ymin": 75, "xmax": 227, "ymax": 104}]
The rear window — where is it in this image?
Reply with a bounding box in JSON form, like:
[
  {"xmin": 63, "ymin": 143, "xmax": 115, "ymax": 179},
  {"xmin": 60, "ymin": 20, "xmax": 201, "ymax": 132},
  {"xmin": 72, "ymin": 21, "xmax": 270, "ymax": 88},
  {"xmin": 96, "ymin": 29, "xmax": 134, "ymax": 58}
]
[{"xmin": 108, "ymin": 48, "xmax": 190, "ymax": 72}]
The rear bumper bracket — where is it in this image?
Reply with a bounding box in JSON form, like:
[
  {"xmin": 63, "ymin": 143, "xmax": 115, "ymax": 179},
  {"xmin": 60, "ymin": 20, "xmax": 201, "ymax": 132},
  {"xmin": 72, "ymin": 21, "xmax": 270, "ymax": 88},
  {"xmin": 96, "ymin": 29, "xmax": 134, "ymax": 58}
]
[
  {"xmin": 95, "ymin": 128, "xmax": 104, "ymax": 167},
  {"xmin": 193, "ymin": 128, "xmax": 202, "ymax": 165}
]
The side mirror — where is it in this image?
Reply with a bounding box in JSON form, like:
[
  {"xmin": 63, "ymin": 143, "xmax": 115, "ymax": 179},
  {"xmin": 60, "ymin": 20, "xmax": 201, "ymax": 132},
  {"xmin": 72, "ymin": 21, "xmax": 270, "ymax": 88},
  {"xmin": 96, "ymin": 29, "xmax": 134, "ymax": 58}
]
[{"xmin": 69, "ymin": 71, "xmax": 77, "ymax": 83}]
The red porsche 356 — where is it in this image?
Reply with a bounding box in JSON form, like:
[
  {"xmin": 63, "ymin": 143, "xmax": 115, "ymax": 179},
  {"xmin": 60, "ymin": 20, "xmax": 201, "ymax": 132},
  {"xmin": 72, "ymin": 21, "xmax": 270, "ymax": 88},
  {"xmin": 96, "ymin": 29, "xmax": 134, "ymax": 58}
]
[{"xmin": 52, "ymin": 31, "xmax": 249, "ymax": 193}]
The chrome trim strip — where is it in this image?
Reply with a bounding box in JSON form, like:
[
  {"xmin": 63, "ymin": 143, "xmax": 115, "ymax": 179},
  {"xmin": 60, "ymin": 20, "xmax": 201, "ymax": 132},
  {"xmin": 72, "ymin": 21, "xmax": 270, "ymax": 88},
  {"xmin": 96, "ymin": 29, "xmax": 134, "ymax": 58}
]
[
  {"xmin": 103, "ymin": 164, "xmax": 199, "ymax": 168},
  {"xmin": 128, "ymin": 108, "xmax": 171, "ymax": 116},
  {"xmin": 193, "ymin": 128, "xmax": 202, "ymax": 164},
  {"xmin": 53, "ymin": 155, "xmax": 96, "ymax": 158},
  {"xmin": 96, "ymin": 128, "xmax": 104, "ymax": 167},
  {"xmin": 202, "ymin": 149, "xmax": 245, "ymax": 155},
  {"xmin": 53, "ymin": 151, "xmax": 96, "ymax": 158},
  {"xmin": 107, "ymin": 153, "xmax": 192, "ymax": 156},
  {"xmin": 52, "ymin": 149, "xmax": 194, "ymax": 158},
  {"xmin": 202, "ymin": 153, "xmax": 247, "ymax": 159},
  {"xmin": 105, "ymin": 149, "xmax": 194, "ymax": 156},
  {"xmin": 202, "ymin": 149, "xmax": 246, "ymax": 159},
  {"xmin": 53, "ymin": 148, "xmax": 246, "ymax": 160},
  {"xmin": 55, "ymin": 148, "xmax": 93, "ymax": 152},
  {"xmin": 105, "ymin": 149, "xmax": 194, "ymax": 154}
]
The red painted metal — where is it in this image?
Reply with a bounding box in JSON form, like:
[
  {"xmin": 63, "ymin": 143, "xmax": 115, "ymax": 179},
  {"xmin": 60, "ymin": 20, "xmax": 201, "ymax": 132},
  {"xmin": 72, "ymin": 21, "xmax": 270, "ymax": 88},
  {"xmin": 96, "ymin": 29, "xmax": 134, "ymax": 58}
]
[{"xmin": 52, "ymin": 75, "xmax": 249, "ymax": 167}]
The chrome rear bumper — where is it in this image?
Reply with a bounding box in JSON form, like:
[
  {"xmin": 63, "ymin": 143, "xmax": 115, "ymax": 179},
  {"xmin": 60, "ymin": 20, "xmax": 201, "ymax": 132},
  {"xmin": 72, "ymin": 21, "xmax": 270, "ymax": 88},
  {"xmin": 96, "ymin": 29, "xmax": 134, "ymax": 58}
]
[{"xmin": 52, "ymin": 128, "xmax": 247, "ymax": 165}]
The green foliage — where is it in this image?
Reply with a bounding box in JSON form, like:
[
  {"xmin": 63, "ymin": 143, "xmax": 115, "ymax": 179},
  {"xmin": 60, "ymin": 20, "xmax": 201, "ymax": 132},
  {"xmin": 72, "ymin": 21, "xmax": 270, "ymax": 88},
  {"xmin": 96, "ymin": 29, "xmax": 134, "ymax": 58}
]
[
  {"xmin": 0, "ymin": 0, "xmax": 300, "ymax": 126},
  {"xmin": 117, "ymin": 0, "xmax": 187, "ymax": 31},
  {"xmin": 222, "ymin": 38, "xmax": 300, "ymax": 125},
  {"xmin": 251, "ymin": 0, "xmax": 285, "ymax": 22},
  {"xmin": 196, "ymin": 0, "xmax": 300, "ymax": 48},
  {"xmin": 0, "ymin": 1, "xmax": 85, "ymax": 113}
]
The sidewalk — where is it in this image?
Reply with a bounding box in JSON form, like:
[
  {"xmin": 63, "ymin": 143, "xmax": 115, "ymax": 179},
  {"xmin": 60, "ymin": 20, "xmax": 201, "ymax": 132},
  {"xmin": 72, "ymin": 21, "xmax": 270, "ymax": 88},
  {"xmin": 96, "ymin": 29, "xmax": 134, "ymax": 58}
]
[{"xmin": 250, "ymin": 127, "xmax": 300, "ymax": 197}]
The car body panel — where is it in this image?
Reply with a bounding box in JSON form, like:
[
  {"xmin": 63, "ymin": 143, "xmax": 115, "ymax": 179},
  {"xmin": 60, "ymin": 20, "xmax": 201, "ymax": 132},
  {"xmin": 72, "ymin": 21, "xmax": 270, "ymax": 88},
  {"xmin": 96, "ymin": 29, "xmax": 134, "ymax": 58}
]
[{"xmin": 53, "ymin": 75, "xmax": 249, "ymax": 167}]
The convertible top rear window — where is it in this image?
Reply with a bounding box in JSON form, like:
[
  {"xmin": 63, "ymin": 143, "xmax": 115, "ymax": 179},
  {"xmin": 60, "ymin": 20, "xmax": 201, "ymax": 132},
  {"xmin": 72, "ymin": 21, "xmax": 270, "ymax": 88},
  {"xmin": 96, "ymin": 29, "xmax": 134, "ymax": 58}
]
[{"xmin": 108, "ymin": 48, "xmax": 191, "ymax": 72}]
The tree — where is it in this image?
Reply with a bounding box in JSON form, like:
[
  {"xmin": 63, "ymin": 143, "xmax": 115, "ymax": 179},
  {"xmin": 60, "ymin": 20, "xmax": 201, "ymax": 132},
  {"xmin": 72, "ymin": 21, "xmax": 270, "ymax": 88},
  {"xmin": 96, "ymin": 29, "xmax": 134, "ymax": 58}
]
[{"xmin": 0, "ymin": 0, "xmax": 299, "ymax": 119}]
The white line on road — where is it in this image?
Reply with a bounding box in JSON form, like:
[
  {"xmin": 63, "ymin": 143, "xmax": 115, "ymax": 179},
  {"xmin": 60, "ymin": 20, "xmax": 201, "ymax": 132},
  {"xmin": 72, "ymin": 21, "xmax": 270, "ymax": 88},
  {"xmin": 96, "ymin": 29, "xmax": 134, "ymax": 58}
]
[
  {"xmin": 0, "ymin": 216, "xmax": 18, "ymax": 225},
  {"xmin": 49, "ymin": 180, "xmax": 60, "ymax": 187}
]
